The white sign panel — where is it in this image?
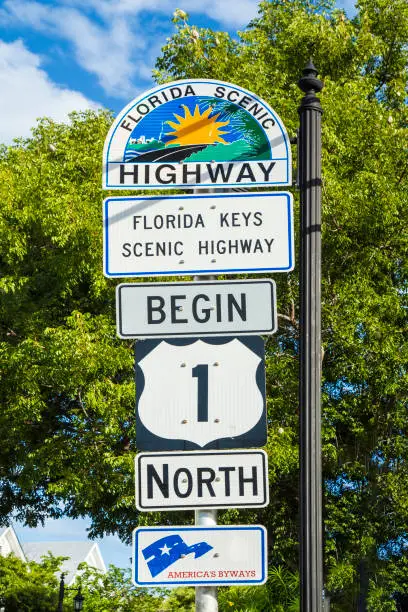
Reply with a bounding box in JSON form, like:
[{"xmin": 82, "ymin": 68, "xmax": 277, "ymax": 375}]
[
  {"xmin": 135, "ymin": 450, "xmax": 269, "ymax": 511},
  {"xmin": 133, "ymin": 525, "xmax": 267, "ymax": 586},
  {"xmin": 103, "ymin": 191, "xmax": 294, "ymax": 277},
  {"xmin": 103, "ymin": 78, "xmax": 291, "ymax": 190},
  {"xmin": 135, "ymin": 336, "xmax": 266, "ymax": 451},
  {"xmin": 117, "ymin": 279, "xmax": 277, "ymax": 338}
]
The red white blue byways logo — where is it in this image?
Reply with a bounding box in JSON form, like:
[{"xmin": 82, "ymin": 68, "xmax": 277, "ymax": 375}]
[
  {"xmin": 133, "ymin": 526, "xmax": 267, "ymax": 587},
  {"xmin": 103, "ymin": 79, "xmax": 291, "ymax": 190}
]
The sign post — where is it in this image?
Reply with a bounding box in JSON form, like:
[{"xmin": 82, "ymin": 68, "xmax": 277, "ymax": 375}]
[
  {"xmin": 194, "ymin": 270, "xmax": 218, "ymax": 612},
  {"xmin": 195, "ymin": 509, "xmax": 218, "ymax": 612},
  {"xmin": 298, "ymin": 61, "xmax": 324, "ymax": 611}
]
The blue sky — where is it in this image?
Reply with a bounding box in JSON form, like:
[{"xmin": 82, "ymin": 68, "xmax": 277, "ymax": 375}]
[
  {"xmin": 2, "ymin": 0, "xmax": 356, "ymax": 570},
  {"xmin": 0, "ymin": 0, "xmax": 355, "ymax": 144}
]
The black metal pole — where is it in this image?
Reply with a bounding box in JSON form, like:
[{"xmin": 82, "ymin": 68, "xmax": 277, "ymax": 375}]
[
  {"xmin": 57, "ymin": 573, "xmax": 65, "ymax": 612},
  {"xmin": 298, "ymin": 60, "xmax": 324, "ymax": 612}
]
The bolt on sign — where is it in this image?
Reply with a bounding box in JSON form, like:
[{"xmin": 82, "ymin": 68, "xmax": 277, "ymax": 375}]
[
  {"xmin": 135, "ymin": 336, "xmax": 266, "ymax": 451},
  {"xmin": 133, "ymin": 525, "xmax": 267, "ymax": 586},
  {"xmin": 102, "ymin": 79, "xmax": 291, "ymax": 190}
]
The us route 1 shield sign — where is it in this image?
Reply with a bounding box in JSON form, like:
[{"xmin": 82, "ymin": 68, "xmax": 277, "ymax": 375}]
[
  {"xmin": 117, "ymin": 279, "xmax": 277, "ymax": 339},
  {"xmin": 135, "ymin": 450, "xmax": 269, "ymax": 511},
  {"xmin": 102, "ymin": 78, "xmax": 291, "ymax": 190},
  {"xmin": 133, "ymin": 525, "xmax": 267, "ymax": 586},
  {"xmin": 103, "ymin": 191, "xmax": 294, "ymax": 277},
  {"xmin": 135, "ymin": 336, "xmax": 266, "ymax": 451}
]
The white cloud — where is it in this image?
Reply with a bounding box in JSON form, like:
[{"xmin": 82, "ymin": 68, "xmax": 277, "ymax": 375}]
[
  {"xmin": 0, "ymin": 0, "xmax": 260, "ymax": 99},
  {"xmin": 0, "ymin": 39, "xmax": 99, "ymax": 144},
  {"xmin": 1, "ymin": 0, "xmax": 152, "ymax": 98},
  {"xmin": 55, "ymin": 9, "xmax": 140, "ymax": 97},
  {"xmin": 59, "ymin": 0, "xmax": 260, "ymax": 27}
]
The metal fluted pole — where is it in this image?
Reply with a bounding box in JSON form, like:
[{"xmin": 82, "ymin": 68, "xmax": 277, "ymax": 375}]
[
  {"xmin": 195, "ymin": 507, "xmax": 218, "ymax": 612},
  {"xmin": 297, "ymin": 60, "xmax": 324, "ymax": 612},
  {"xmin": 193, "ymin": 186, "xmax": 218, "ymax": 612},
  {"xmin": 194, "ymin": 271, "xmax": 217, "ymax": 612}
]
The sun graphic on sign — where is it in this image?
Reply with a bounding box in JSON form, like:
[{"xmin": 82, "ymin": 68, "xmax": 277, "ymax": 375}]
[{"xmin": 165, "ymin": 104, "xmax": 230, "ymax": 146}]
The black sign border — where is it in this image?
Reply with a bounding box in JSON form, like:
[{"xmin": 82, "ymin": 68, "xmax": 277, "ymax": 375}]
[{"xmin": 135, "ymin": 336, "xmax": 266, "ymax": 451}]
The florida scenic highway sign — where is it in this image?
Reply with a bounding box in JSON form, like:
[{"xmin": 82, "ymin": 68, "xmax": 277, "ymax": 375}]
[
  {"xmin": 135, "ymin": 450, "xmax": 269, "ymax": 511},
  {"xmin": 116, "ymin": 279, "xmax": 277, "ymax": 339},
  {"xmin": 102, "ymin": 79, "xmax": 291, "ymax": 190},
  {"xmin": 135, "ymin": 336, "xmax": 266, "ymax": 451},
  {"xmin": 133, "ymin": 525, "xmax": 267, "ymax": 586},
  {"xmin": 103, "ymin": 191, "xmax": 294, "ymax": 277}
]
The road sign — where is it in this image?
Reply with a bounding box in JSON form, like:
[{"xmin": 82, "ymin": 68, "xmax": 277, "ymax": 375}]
[
  {"xmin": 117, "ymin": 279, "xmax": 277, "ymax": 339},
  {"xmin": 103, "ymin": 191, "xmax": 294, "ymax": 277},
  {"xmin": 135, "ymin": 450, "xmax": 269, "ymax": 511},
  {"xmin": 102, "ymin": 78, "xmax": 291, "ymax": 190},
  {"xmin": 133, "ymin": 525, "xmax": 267, "ymax": 586},
  {"xmin": 135, "ymin": 336, "xmax": 266, "ymax": 451}
]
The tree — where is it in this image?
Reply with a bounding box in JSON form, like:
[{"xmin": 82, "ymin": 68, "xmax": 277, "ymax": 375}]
[
  {"xmin": 0, "ymin": 0, "xmax": 407, "ymax": 607},
  {"xmin": 0, "ymin": 553, "xmax": 166, "ymax": 611},
  {"xmin": 159, "ymin": 586, "xmax": 195, "ymax": 611},
  {"xmin": 72, "ymin": 563, "xmax": 166, "ymax": 611},
  {"xmin": 0, "ymin": 553, "xmax": 63, "ymax": 611},
  {"xmin": 0, "ymin": 111, "xmax": 139, "ymax": 541}
]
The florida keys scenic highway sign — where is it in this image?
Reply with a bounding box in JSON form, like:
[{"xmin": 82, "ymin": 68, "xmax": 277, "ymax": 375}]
[
  {"xmin": 103, "ymin": 191, "xmax": 294, "ymax": 277},
  {"xmin": 103, "ymin": 79, "xmax": 292, "ymax": 190}
]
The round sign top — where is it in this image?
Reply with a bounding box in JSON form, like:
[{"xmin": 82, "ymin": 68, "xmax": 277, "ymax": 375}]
[{"xmin": 103, "ymin": 79, "xmax": 292, "ymax": 190}]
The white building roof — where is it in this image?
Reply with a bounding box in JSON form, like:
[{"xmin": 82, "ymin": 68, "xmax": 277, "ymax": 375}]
[
  {"xmin": 23, "ymin": 540, "xmax": 106, "ymax": 585},
  {"xmin": 0, "ymin": 526, "xmax": 26, "ymax": 561}
]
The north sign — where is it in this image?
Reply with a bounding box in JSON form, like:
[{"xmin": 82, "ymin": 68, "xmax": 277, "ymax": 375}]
[
  {"xmin": 135, "ymin": 450, "xmax": 269, "ymax": 511},
  {"xmin": 135, "ymin": 336, "xmax": 266, "ymax": 451},
  {"xmin": 103, "ymin": 78, "xmax": 291, "ymax": 190},
  {"xmin": 133, "ymin": 525, "xmax": 267, "ymax": 586},
  {"xmin": 117, "ymin": 279, "xmax": 277, "ymax": 338},
  {"xmin": 103, "ymin": 191, "xmax": 294, "ymax": 277}
]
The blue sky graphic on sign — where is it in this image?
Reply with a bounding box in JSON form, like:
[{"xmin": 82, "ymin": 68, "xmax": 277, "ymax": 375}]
[
  {"xmin": 123, "ymin": 94, "xmax": 273, "ymax": 163},
  {"xmin": 142, "ymin": 534, "xmax": 212, "ymax": 577}
]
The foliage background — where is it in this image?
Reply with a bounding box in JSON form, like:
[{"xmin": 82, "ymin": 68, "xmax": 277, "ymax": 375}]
[{"xmin": 0, "ymin": 0, "xmax": 407, "ymax": 609}]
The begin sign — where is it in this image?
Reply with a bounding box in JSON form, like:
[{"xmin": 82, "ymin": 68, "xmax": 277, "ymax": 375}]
[{"xmin": 116, "ymin": 279, "xmax": 277, "ymax": 338}]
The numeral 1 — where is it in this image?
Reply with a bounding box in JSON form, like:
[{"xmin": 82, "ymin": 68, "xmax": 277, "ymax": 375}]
[{"xmin": 192, "ymin": 364, "xmax": 209, "ymax": 422}]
